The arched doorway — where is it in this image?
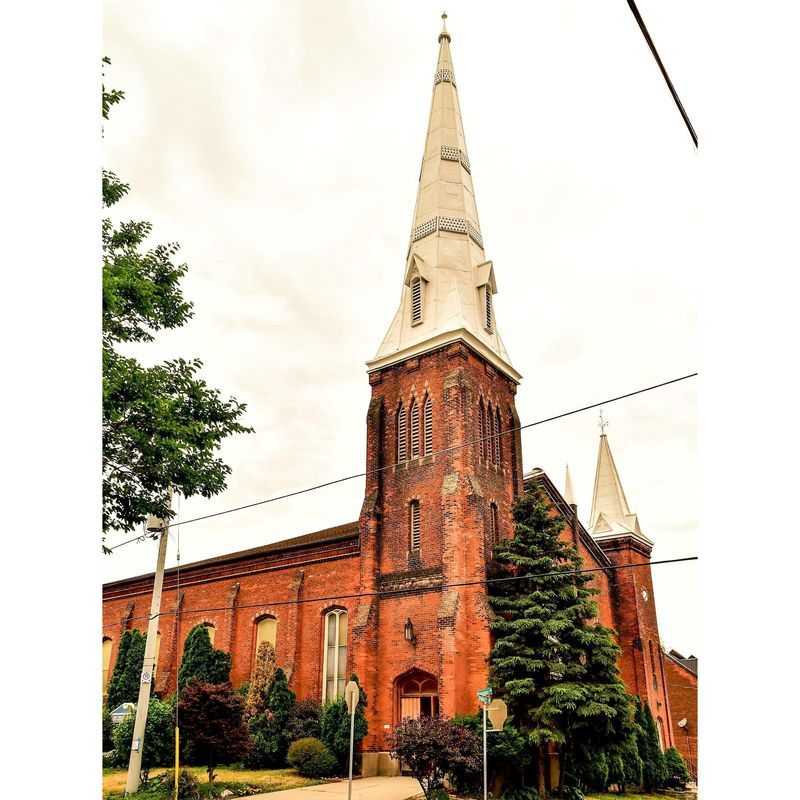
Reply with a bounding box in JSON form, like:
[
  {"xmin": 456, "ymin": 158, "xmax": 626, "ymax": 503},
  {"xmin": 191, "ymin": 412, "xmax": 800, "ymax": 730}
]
[{"xmin": 396, "ymin": 669, "xmax": 439, "ymax": 722}]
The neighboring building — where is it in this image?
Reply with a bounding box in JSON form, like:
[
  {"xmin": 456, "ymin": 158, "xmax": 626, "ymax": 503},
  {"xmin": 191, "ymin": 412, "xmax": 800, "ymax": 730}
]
[
  {"xmin": 102, "ymin": 19, "xmax": 693, "ymax": 779},
  {"xmin": 664, "ymin": 649, "xmax": 699, "ymax": 779}
]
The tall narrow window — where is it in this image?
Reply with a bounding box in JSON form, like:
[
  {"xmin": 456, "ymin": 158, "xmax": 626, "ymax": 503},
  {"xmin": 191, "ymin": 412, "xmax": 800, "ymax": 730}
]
[
  {"xmin": 322, "ymin": 609, "xmax": 348, "ymax": 702},
  {"xmin": 490, "ymin": 408, "xmax": 500, "ymax": 464},
  {"xmin": 649, "ymin": 640, "xmax": 658, "ymax": 689},
  {"xmin": 397, "ymin": 404, "xmax": 407, "ymax": 462},
  {"xmin": 409, "ymin": 400, "xmax": 420, "ymax": 458},
  {"xmin": 478, "ymin": 401, "xmax": 485, "ymax": 460},
  {"xmin": 484, "ymin": 287, "xmax": 493, "ymax": 332},
  {"xmin": 411, "ymin": 277, "xmax": 423, "ymax": 324},
  {"xmin": 494, "ymin": 407, "xmax": 502, "ymax": 464},
  {"xmin": 484, "ymin": 403, "xmax": 493, "ymax": 461},
  {"xmin": 102, "ymin": 637, "xmax": 112, "ymax": 688},
  {"xmin": 410, "ymin": 500, "xmax": 421, "ymax": 551},
  {"xmin": 489, "ymin": 502, "xmax": 499, "ymax": 545},
  {"xmin": 423, "ymin": 395, "xmax": 433, "ymax": 455}
]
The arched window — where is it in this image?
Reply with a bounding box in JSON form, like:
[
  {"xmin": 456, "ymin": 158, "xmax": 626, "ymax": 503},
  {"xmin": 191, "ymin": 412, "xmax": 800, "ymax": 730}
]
[
  {"xmin": 423, "ymin": 395, "xmax": 433, "ymax": 455},
  {"xmin": 398, "ymin": 670, "xmax": 439, "ymax": 721},
  {"xmin": 409, "ymin": 399, "xmax": 420, "ymax": 459},
  {"xmin": 478, "ymin": 400, "xmax": 486, "ymax": 460},
  {"xmin": 322, "ymin": 609, "xmax": 348, "ymax": 702},
  {"xmin": 410, "ymin": 276, "xmax": 423, "ymax": 324},
  {"xmin": 396, "ymin": 404, "xmax": 407, "ymax": 462},
  {"xmin": 409, "ymin": 500, "xmax": 421, "ymax": 552},
  {"xmin": 489, "ymin": 502, "xmax": 499, "ymax": 545},
  {"xmin": 494, "ymin": 407, "xmax": 502, "ymax": 464},
  {"xmin": 256, "ymin": 616, "xmax": 277, "ymax": 651},
  {"xmin": 202, "ymin": 622, "xmax": 216, "ymax": 646},
  {"xmin": 102, "ymin": 637, "xmax": 112, "ymax": 687},
  {"xmin": 484, "ymin": 402, "xmax": 493, "ymax": 462},
  {"xmin": 656, "ymin": 717, "xmax": 666, "ymax": 751}
]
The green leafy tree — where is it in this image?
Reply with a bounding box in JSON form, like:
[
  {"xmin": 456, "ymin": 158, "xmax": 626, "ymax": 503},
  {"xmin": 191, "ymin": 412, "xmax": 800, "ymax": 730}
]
[
  {"xmin": 287, "ymin": 698, "xmax": 323, "ymax": 742},
  {"xmin": 247, "ymin": 667, "xmax": 296, "ymax": 768},
  {"xmin": 178, "ymin": 682, "xmax": 251, "ymax": 782},
  {"xmin": 106, "ymin": 629, "xmax": 146, "ymax": 709},
  {"xmin": 102, "ymin": 62, "xmax": 251, "ymax": 544},
  {"xmin": 244, "ymin": 641, "xmax": 277, "ymax": 719},
  {"xmin": 320, "ymin": 674, "xmax": 368, "ymax": 774},
  {"xmin": 112, "ymin": 697, "xmax": 175, "ymax": 782},
  {"xmin": 488, "ymin": 485, "xmax": 635, "ymax": 798},
  {"xmin": 663, "ymin": 746, "xmax": 690, "ymax": 789},
  {"xmin": 177, "ymin": 625, "xmax": 231, "ymax": 690}
]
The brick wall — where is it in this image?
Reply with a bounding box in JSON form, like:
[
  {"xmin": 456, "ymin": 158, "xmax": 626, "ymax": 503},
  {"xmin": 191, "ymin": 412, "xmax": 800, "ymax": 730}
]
[{"xmin": 664, "ymin": 655, "xmax": 698, "ymax": 779}]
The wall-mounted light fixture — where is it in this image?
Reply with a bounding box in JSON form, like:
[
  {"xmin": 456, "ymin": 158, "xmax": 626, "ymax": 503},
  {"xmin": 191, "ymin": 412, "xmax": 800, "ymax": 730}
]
[{"xmin": 404, "ymin": 618, "xmax": 417, "ymax": 645}]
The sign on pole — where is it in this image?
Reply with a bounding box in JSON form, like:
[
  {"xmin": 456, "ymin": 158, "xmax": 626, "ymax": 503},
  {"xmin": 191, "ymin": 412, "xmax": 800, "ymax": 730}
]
[
  {"xmin": 487, "ymin": 699, "xmax": 508, "ymax": 731},
  {"xmin": 477, "ymin": 686, "xmax": 493, "ymax": 705}
]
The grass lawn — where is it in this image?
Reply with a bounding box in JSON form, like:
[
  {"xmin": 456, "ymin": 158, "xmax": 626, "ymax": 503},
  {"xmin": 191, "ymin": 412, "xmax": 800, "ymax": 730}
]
[
  {"xmin": 586, "ymin": 795, "xmax": 668, "ymax": 800},
  {"xmin": 103, "ymin": 766, "xmax": 325, "ymax": 798}
]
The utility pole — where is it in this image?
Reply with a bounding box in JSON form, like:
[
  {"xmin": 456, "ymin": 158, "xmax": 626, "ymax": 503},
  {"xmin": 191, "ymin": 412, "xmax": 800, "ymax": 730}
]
[{"xmin": 124, "ymin": 500, "xmax": 171, "ymax": 796}]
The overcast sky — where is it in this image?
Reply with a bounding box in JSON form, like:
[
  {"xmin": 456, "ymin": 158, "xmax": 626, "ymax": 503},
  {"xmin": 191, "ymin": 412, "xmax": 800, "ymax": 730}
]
[{"xmin": 102, "ymin": 0, "xmax": 699, "ymax": 655}]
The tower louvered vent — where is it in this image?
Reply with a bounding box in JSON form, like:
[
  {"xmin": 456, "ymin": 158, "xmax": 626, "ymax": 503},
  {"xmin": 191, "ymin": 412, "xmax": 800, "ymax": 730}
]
[
  {"xmin": 410, "ymin": 500, "xmax": 421, "ymax": 551},
  {"xmin": 485, "ymin": 287, "xmax": 493, "ymax": 332},
  {"xmin": 411, "ymin": 277, "xmax": 423, "ymax": 324},
  {"xmin": 409, "ymin": 400, "xmax": 420, "ymax": 459},
  {"xmin": 397, "ymin": 405, "xmax": 407, "ymax": 462},
  {"xmin": 423, "ymin": 395, "xmax": 433, "ymax": 455}
]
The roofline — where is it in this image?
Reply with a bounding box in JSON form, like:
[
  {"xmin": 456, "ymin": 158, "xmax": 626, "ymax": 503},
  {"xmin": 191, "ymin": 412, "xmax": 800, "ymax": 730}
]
[
  {"xmin": 367, "ymin": 328, "xmax": 522, "ymax": 384},
  {"xmin": 103, "ymin": 521, "xmax": 359, "ymax": 591},
  {"xmin": 663, "ymin": 647, "xmax": 698, "ymax": 677}
]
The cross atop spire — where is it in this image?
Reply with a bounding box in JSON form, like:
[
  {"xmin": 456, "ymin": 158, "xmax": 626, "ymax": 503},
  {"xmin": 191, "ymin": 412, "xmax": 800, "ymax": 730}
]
[
  {"xmin": 367, "ymin": 17, "xmax": 520, "ymax": 383},
  {"xmin": 599, "ymin": 408, "xmax": 608, "ymax": 435}
]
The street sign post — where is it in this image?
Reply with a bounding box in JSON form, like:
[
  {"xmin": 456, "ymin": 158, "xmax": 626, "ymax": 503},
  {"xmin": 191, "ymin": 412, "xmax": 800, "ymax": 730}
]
[
  {"xmin": 344, "ymin": 680, "xmax": 360, "ymax": 800},
  {"xmin": 478, "ymin": 691, "xmax": 507, "ymax": 800}
]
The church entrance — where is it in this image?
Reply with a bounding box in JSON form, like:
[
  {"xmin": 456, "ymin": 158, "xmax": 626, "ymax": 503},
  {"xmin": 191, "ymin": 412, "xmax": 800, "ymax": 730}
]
[{"xmin": 396, "ymin": 669, "xmax": 439, "ymax": 722}]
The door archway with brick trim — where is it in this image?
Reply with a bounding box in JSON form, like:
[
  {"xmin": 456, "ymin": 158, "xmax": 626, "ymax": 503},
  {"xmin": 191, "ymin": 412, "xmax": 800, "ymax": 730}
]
[{"xmin": 395, "ymin": 668, "xmax": 439, "ymax": 723}]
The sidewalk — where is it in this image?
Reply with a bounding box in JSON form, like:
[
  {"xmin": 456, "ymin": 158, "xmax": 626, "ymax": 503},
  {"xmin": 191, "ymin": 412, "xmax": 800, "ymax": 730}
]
[{"xmin": 250, "ymin": 776, "xmax": 421, "ymax": 800}]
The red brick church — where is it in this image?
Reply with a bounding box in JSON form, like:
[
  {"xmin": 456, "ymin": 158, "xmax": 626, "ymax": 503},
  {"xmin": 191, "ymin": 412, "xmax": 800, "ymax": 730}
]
[{"xmin": 102, "ymin": 21, "xmax": 696, "ymax": 777}]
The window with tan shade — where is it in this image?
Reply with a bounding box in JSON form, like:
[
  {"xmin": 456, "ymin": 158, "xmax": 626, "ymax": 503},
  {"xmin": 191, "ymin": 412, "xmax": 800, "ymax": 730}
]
[
  {"xmin": 102, "ymin": 637, "xmax": 112, "ymax": 687},
  {"xmin": 322, "ymin": 609, "xmax": 348, "ymax": 702},
  {"xmin": 256, "ymin": 616, "xmax": 277, "ymax": 651}
]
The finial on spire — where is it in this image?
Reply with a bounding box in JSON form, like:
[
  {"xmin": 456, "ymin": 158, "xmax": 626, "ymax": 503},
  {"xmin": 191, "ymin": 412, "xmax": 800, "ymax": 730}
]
[
  {"xmin": 599, "ymin": 408, "xmax": 608, "ymax": 435},
  {"xmin": 439, "ymin": 11, "xmax": 451, "ymax": 42}
]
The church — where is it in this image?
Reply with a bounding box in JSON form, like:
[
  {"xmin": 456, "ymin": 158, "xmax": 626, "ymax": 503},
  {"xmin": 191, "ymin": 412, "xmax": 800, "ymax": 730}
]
[{"xmin": 102, "ymin": 20, "xmax": 697, "ymax": 778}]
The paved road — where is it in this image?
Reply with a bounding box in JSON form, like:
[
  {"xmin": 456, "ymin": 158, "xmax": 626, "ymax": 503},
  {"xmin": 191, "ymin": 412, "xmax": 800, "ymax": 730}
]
[{"xmin": 249, "ymin": 776, "xmax": 421, "ymax": 800}]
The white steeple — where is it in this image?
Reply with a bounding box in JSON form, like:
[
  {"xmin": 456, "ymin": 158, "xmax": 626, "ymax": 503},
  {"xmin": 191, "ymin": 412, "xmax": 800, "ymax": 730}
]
[
  {"xmin": 367, "ymin": 15, "xmax": 520, "ymax": 383},
  {"xmin": 589, "ymin": 430, "xmax": 653, "ymax": 547},
  {"xmin": 564, "ymin": 464, "xmax": 576, "ymax": 506}
]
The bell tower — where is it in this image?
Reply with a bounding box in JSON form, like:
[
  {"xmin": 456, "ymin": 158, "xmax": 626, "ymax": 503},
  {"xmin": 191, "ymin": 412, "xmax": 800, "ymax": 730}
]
[{"xmin": 350, "ymin": 16, "xmax": 524, "ymax": 756}]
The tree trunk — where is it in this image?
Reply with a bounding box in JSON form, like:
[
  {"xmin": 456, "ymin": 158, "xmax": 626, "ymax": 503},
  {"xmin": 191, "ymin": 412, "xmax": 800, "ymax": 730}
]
[{"xmin": 537, "ymin": 746, "xmax": 547, "ymax": 798}]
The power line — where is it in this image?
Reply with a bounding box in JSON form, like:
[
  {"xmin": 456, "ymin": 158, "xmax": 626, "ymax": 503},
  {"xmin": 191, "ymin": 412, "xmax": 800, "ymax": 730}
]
[
  {"xmin": 107, "ymin": 371, "xmax": 697, "ymax": 551},
  {"xmin": 102, "ymin": 555, "xmax": 697, "ymax": 629}
]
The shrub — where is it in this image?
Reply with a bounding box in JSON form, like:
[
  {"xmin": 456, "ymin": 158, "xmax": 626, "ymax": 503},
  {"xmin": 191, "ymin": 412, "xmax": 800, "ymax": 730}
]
[
  {"xmin": 501, "ymin": 789, "xmax": 541, "ymax": 800},
  {"xmin": 177, "ymin": 625, "xmax": 232, "ymax": 690},
  {"xmin": 246, "ymin": 668, "xmax": 296, "ymax": 768},
  {"xmin": 102, "ymin": 705, "xmax": 114, "ymax": 752},
  {"xmin": 179, "ymin": 681, "xmax": 251, "ymax": 782},
  {"xmin": 163, "ymin": 768, "xmax": 200, "ymax": 800},
  {"xmin": 111, "ymin": 697, "xmax": 175, "ymax": 781},
  {"xmin": 320, "ymin": 675, "xmax": 368, "ymax": 773},
  {"xmin": 390, "ymin": 715, "xmax": 482, "ymax": 800},
  {"xmin": 663, "ymin": 747, "xmax": 691, "ymax": 790},
  {"xmin": 288, "ymin": 737, "xmax": 338, "ymax": 777},
  {"xmin": 287, "ymin": 698, "xmax": 322, "ymax": 742}
]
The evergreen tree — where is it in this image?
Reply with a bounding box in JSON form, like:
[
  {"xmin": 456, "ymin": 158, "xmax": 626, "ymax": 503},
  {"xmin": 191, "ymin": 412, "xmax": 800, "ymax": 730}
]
[
  {"xmin": 177, "ymin": 625, "xmax": 231, "ymax": 690},
  {"xmin": 247, "ymin": 668, "xmax": 296, "ymax": 768},
  {"xmin": 320, "ymin": 674, "xmax": 368, "ymax": 774},
  {"xmin": 488, "ymin": 486, "xmax": 635, "ymax": 798},
  {"xmin": 106, "ymin": 629, "xmax": 146, "ymax": 709},
  {"xmin": 635, "ymin": 699, "xmax": 667, "ymax": 791},
  {"xmin": 244, "ymin": 641, "xmax": 277, "ymax": 719},
  {"xmin": 663, "ymin": 747, "xmax": 690, "ymax": 790}
]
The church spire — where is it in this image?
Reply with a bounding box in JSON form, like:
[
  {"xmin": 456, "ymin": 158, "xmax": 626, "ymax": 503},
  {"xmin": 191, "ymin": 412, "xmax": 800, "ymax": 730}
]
[
  {"xmin": 367, "ymin": 17, "xmax": 521, "ymax": 383},
  {"xmin": 589, "ymin": 426, "xmax": 652, "ymax": 545}
]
